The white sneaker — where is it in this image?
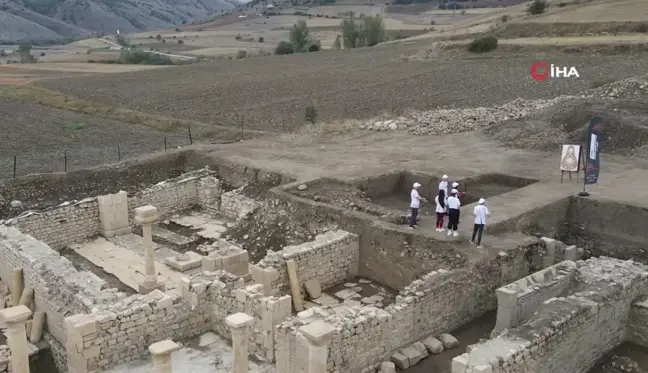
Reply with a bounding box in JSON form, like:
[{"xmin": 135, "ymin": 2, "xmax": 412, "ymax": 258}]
[
  {"xmin": 436, "ymin": 228, "xmax": 441, "ymax": 232},
  {"xmin": 469, "ymin": 240, "xmax": 474, "ymax": 245},
  {"xmin": 447, "ymin": 230, "xmax": 452, "ymax": 236},
  {"xmin": 477, "ymin": 245, "xmax": 483, "ymax": 248},
  {"xmin": 452, "ymin": 231, "xmax": 458, "ymax": 237}
]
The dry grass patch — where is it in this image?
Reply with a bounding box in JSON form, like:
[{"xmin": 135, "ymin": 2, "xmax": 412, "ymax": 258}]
[{"xmin": 0, "ymin": 84, "xmax": 263, "ymax": 142}]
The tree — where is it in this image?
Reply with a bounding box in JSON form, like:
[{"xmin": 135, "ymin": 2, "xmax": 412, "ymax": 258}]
[
  {"xmin": 290, "ymin": 20, "xmax": 312, "ymax": 52},
  {"xmin": 528, "ymin": 0, "xmax": 547, "ymax": 15},
  {"xmin": 18, "ymin": 45, "xmax": 36, "ymax": 63},
  {"xmin": 156, "ymin": 34, "xmax": 162, "ymax": 41},
  {"xmin": 340, "ymin": 13, "xmax": 385, "ymax": 48},
  {"xmin": 467, "ymin": 35, "xmax": 498, "ymax": 52},
  {"xmin": 361, "ymin": 14, "xmax": 385, "ymax": 47},
  {"xmin": 275, "ymin": 41, "xmax": 294, "ymax": 54},
  {"xmin": 258, "ymin": 36, "xmax": 264, "ymax": 42}
]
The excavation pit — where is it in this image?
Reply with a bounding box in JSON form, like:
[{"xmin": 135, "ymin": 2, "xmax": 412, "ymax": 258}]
[
  {"xmin": 289, "ymin": 172, "xmax": 539, "ymax": 225},
  {"xmin": 512, "ymin": 197, "xmax": 648, "ymax": 264}
]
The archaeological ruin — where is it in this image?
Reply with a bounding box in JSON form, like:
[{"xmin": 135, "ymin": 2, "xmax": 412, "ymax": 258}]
[{"xmin": 0, "ymin": 149, "xmax": 646, "ymax": 373}]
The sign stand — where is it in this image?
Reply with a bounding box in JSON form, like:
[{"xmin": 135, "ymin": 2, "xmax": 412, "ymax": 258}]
[
  {"xmin": 560, "ymin": 145, "xmax": 585, "ymax": 183},
  {"xmin": 579, "ymin": 115, "xmax": 602, "ymax": 197}
]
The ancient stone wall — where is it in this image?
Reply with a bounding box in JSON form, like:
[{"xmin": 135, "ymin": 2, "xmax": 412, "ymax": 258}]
[
  {"xmin": 197, "ymin": 175, "xmax": 223, "ymax": 216},
  {"xmin": 252, "ymin": 230, "xmax": 359, "ymax": 296},
  {"xmin": 492, "ymin": 261, "xmax": 578, "ymax": 336},
  {"xmin": 220, "ymin": 187, "xmax": 260, "ymax": 220},
  {"xmin": 452, "ymin": 257, "xmax": 648, "ymax": 373},
  {"xmin": 4, "ymin": 198, "xmax": 100, "ymax": 250},
  {"xmin": 127, "ymin": 169, "xmax": 212, "ymax": 221},
  {"xmin": 627, "ymin": 298, "xmax": 648, "ymax": 348},
  {"xmin": 0, "ymin": 226, "xmax": 117, "ymax": 346},
  {"xmin": 273, "ymin": 238, "xmax": 564, "ymax": 373}
]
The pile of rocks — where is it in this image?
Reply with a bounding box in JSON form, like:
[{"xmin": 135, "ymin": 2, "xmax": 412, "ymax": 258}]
[
  {"xmin": 584, "ymin": 77, "xmax": 648, "ymax": 101},
  {"xmin": 360, "ymin": 97, "xmax": 573, "ymax": 135}
]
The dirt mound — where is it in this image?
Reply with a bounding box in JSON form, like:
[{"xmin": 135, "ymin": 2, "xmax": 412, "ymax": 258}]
[
  {"xmin": 484, "ymin": 98, "xmax": 648, "ymax": 155},
  {"xmin": 584, "ymin": 76, "xmax": 648, "ymax": 101}
]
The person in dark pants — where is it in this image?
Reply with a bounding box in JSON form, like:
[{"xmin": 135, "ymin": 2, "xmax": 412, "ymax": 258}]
[
  {"xmin": 470, "ymin": 198, "xmax": 490, "ymax": 248},
  {"xmin": 446, "ymin": 189, "xmax": 461, "ymax": 236},
  {"xmin": 409, "ymin": 182, "xmax": 426, "ymax": 229}
]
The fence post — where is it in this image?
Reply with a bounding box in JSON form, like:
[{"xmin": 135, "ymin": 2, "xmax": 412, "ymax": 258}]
[
  {"xmin": 188, "ymin": 126, "xmax": 193, "ymax": 145},
  {"xmin": 118, "ymin": 144, "xmax": 121, "ymax": 161},
  {"xmin": 13, "ymin": 155, "xmax": 16, "ymax": 179},
  {"xmin": 240, "ymin": 116, "xmax": 244, "ymax": 141},
  {"xmin": 164, "ymin": 136, "xmax": 167, "ymax": 150},
  {"xmin": 64, "ymin": 150, "xmax": 67, "ymax": 172},
  {"xmin": 281, "ymin": 116, "xmax": 285, "ymax": 133}
]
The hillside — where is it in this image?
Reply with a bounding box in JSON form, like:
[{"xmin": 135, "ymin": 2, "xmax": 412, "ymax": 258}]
[{"xmin": 0, "ymin": 0, "xmax": 244, "ymax": 43}]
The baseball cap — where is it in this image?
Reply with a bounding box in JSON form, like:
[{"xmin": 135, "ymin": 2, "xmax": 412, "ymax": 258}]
[
  {"xmin": 452, "ymin": 182, "xmax": 459, "ymax": 187},
  {"xmin": 442, "ymin": 175, "xmax": 448, "ymax": 179},
  {"xmin": 451, "ymin": 188, "xmax": 458, "ymax": 194},
  {"xmin": 413, "ymin": 182, "xmax": 421, "ymax": 188},
  {"xmin": 479, "ymin": 198, "xmax": 485, "ymax": 204}
]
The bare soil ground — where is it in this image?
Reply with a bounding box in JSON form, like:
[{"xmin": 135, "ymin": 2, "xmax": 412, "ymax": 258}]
[
  {"xmin": 0, "ymin": 96, "xmax": 190, "ymax": 179},
  {"xmin": 485, "ymin": 98, "xmax": 648, "ymax": 157},
  {"xmin": 35, "ymin": 49, "xmax": 648, "ymax": 131}
]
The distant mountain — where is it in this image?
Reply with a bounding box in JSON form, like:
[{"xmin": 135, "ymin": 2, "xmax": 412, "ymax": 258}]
[{"xmin": 0, "ymin": 0, "xmax": 246, "ymax": 43}]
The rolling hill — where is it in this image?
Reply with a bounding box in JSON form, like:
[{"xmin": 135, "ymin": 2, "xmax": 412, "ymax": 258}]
[{"xmin": 0, "ymin": 0, "xmax": 246, "ymax": 43}]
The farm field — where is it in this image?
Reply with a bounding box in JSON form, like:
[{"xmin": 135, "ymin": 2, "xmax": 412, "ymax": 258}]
[
  {"xmin": 36, "ymin": 47, "xmax": 648, "ymax": 132},
  {"xmin": 0, "ymin": 96, "xmax": 190, "ymax": 179}
]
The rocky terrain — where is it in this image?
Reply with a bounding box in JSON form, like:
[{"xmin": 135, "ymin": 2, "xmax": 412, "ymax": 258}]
[
  {"xmin": 0, "ymin": 0, "xmax": 242, "ymax": 42},
  {"xmin": 360, "ymin": 75, "xmax": 648, "ymax": 156}
]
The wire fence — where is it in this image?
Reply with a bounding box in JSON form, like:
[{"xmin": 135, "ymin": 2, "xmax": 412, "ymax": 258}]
[{"xmin": 0, "ymin": 132, "xmax": 194, "ymax": 180}]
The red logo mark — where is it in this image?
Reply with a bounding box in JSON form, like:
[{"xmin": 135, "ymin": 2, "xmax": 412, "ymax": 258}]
[{"xmin": 530, "ymin": 61, "xmax": 549, "ymax": 81}]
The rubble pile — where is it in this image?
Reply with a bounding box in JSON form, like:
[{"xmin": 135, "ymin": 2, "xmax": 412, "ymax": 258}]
[
  {"xmin": 583, "ymin": 77, "xmax": 648, "ymax": 101},
  {"xmin": 360, "ymin": 97, "xmax": 573, "ymax": 135}
]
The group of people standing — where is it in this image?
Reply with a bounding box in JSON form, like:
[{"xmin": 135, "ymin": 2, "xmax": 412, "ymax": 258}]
[{"xmin": 409, "ymin": 175, "xmax": 490, "ymax": 248}]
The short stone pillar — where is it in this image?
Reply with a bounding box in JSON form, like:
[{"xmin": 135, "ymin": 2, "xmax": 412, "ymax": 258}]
[
  {"xmin": 149, "ymin": 339, "xmax": 180, "ymax": 373},
  {"xmin": 298, "ymin": 320, "xmax": 337, "ymax": 373},
  {"xmin": 226, "ymin": 312, "xmax": 254, "ymax": 373},
  {"xmin": 97, "ymin": 191, "xmax": 131, "ymax": 238},
  {"xmin": 0, "ymin": 306, "xmax": 32, "ymax": 373},
  {"xmin": 135, "ymin": 205, "xmax": 165, "ymax": 294}
]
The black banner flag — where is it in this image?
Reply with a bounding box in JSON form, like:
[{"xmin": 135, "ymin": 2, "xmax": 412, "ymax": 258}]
[{"xmin": 584, "ymin": 116, "xmax": 602, "ymax": 185}]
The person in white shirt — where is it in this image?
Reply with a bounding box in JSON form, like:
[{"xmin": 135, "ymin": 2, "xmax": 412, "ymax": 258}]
[
  {"xmin": 434, "ymin": 189, "xmax": 447, "ymax": 232},
  {"xmin": 409, "ymin": 182, "xmax": 426, "ymax": 229},
  {"xmin": 470, "ymin": 198, "xmax": 490, "ymax": 248},
  {"xmin": 438, "ymin": 175, "xmax": 449, "ymax": 197},
  {"xmin": 446, "ymin": 189, "xmax": 461, "ymax": 237}
]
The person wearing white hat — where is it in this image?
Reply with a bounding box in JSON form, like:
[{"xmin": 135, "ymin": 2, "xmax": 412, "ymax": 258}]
[
  {"xmin": 452, "ymin": 181, "xmax": 465, "ymax": 199},
  {"xmin": 409, "ymin": 182, "xmax": 427, "ymax": 229},
  {"xmin": 446, "ymin": 188, "xmax": 461, "ymax": 236},
  {"xmin": 470, "ymin": 198, "xmax": 490, "ymax": 248},
  {"xmin": 438, "ymin": 175, "xmax": 449, "ymax": 197}
]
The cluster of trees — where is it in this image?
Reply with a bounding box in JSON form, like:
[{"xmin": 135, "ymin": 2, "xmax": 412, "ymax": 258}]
[
  {"xmin": 274, "ymin": 20, "xmax": 322, "ymax": 54},
  {"xmin": 18, "ymin": 45, "xmax": 37, "ymax": 63},
  {"xmin": 89, "ymin": 50, "xmax": 174, "ymax": 65},
  {"xmin": 275, "ymin": 13, "xmax": 386, "ymax": 55}
]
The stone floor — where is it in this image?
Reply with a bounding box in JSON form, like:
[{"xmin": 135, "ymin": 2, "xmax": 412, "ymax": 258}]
[
  {"xmin": 303, "ymin": 277, "xmax": 398, "ymax": 309},
  {"xmin": 105, "ymin": 332, "xmax": 274, "ymax": 373}
]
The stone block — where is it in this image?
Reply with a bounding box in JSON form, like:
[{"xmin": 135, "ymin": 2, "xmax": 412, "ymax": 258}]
[
  {"xmin": 412, "ymin": 341, "xmax": 429, "ymax": 359},
  {"xmin": 226, "ymin": 313, "xmax": 254, "ymax": 329},
  {"xmin": 0, "ymin": 305, "xmax": 31, "ymax": 324},
  {"xmin": 438, "ymin": 333, "xmax": 459, "ymax": 349},
  {"xmin": 334, "ymin": 289, "xmax": 358, "ymax": 300},
  {"xmin": 401, "ymin": 346, "xmax": 424, "ymax": 366},
  {"xmin": 134, "ymin": 205, "xmax": 159, "ymax": 225},
  {"xmin": 149, "ymin": 340, "xmax": 180, "ymax": 355},
  {"xmin": 451, "ymin": 354, "xmax": 468, "ymax": 373},
  {"xmin": 391, "ymin": 352, "xmax": 409, "ymax": 370},
  {"xmin": 304, "ymin": 279, "xmax": 322, "ymax": 299},
  {"xmin": 423, "ymin": 336, "xmax": 444, "ymax": 354},
  {"xmin": 202, "ymin": 256, "xmax": 221, "ymax": 272},
  {"xmin": 138, "ymin": 281, "xmax": 165, "ymax": 295},
  {"xmin": 298, "ymin": 320, "xmax": 336, "ymax": 345},
  {"xmin": 564, "ymin": 245, "xmax": 578, "ymax": 261},
  {"xmin": 165, "ymin": 252, "xmax": 202, "ymax": 272},
  {"xmin": 379, "ymin": 362, "xmax": 396, "ymax": 373}
]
